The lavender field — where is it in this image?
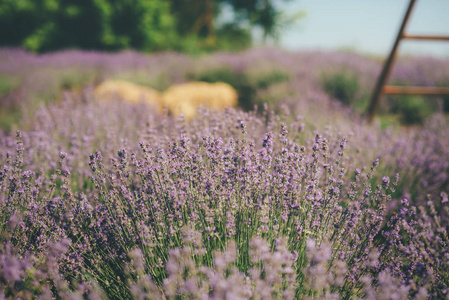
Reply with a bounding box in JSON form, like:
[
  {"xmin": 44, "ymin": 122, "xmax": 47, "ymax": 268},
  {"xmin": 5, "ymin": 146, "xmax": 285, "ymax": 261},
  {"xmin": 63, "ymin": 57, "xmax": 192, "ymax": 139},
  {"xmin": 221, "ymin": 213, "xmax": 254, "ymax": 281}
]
[{"xmin": 1, "ymin": 48, "xmax": 449, "ymax": 299}]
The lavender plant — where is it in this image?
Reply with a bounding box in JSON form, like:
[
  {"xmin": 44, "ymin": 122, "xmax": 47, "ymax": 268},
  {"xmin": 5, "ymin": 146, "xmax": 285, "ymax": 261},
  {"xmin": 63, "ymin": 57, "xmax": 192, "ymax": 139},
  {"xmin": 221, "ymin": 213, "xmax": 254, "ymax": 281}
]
[
  {"xmin": 0, "ymin": 96, "xmax": 448, "ymax": 298},
  {"xmin": 1, "ymin": 47, "xmax": 449, "ymax": 299}
]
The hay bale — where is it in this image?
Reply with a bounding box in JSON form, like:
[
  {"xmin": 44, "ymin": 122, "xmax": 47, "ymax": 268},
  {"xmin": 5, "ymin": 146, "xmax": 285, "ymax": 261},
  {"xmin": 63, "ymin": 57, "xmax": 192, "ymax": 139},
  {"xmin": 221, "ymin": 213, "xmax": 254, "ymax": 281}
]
[
  {"xmin": 162, "ymin": 82, "xmax": 238, "ymax": 119},
  {"xmin": 94, "ymin": 80, "xmax": 162, "ymax": 112}
]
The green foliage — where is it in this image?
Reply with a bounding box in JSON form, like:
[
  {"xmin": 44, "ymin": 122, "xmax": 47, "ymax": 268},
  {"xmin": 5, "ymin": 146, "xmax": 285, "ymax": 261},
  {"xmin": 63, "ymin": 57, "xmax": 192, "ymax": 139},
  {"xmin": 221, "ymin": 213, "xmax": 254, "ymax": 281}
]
[
  {"xmin": 390, "ymin": 95, "xmax": 434, "ymax": 125},
  {"xmin": 215, "ymin": 24, "xmax": 252, "ymax": 52},
  {"xmin": 109, "ymin": 0, "xmax": 177, "ymax": 51},
  {"xmin": 248, "ymin": 68, "xmax": 290, "ymax": 89},
  {"xmin": 221, "ymin": 0, "xmax": 303, "ymax": 41},
  {"xmin": 377, "ymin": 114, "xmax": 401, "ymax": 130},
  {"xmin": 321, "ymin": 69, "xmax": 360, "ymax": 106},
  {"xmin": 0, "ymin": 0, "xmax": 299, "ymax": 53},
  {"xmin": 0, "ymin": 0, "xmax": 177, "ymax": 52},
  {"xmin": 189, "ymin": 67, "xmax": 290, "ymax": 110}
]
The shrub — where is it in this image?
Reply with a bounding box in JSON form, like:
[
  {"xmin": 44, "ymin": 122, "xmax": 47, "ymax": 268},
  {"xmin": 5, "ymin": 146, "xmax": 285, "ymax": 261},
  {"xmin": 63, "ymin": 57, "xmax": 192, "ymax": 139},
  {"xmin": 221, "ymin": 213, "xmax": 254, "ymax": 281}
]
[
  {"xmin": 389, "ymin": 95, "xmax": 433, "ymax": 125},
  {"xmin": 1, "ymin": 101, "xmax": 448, "ymax": 298},
  {"xmin": 0, "ymin": 0, "xmax": 177, "ymax": 52},
  {"xmin": 321, "ymin": 68, "xmax": 360, "ymax": 106},
  {"xmin": 215, "ymin": 24, "xmax": 253, "ymax": 52}
]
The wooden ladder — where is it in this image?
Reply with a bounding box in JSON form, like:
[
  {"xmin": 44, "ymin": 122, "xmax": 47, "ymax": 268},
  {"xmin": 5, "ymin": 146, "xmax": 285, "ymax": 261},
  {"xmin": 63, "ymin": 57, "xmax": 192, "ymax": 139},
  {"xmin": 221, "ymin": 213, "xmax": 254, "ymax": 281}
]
[{"xmin": 367, "ymin": 0, "xmax": 449, "ymax": 122}]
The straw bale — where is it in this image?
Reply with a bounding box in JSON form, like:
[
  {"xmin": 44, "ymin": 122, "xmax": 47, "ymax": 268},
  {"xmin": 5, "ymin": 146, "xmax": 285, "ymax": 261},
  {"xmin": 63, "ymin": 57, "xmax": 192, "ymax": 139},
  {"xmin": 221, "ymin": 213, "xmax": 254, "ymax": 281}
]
[
  {"xmin": 94, "ymin": 80, "xmax": 162, "ymax": 112},
  {"xmin": 162, "ymin": 82, "xmax": 238, "ymax": 119}
]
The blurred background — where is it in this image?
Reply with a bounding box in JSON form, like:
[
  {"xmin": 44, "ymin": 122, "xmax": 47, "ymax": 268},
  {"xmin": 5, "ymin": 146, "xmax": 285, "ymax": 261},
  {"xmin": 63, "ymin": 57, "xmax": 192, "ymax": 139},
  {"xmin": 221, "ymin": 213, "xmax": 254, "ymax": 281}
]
[
  {"xmin": 1, "ymin": 0, "xmax": 448, "ymax": 56},
  {"xmin": 0, "ymin": 0, "xmax": 298, "ymax": 53},
  {"xmin": 278, "ymin": 0, "xmax": 449, "ymax": 58},
  {"xmin": 1, "ymin": 0, "xmax": 449, "ymax": 131}
]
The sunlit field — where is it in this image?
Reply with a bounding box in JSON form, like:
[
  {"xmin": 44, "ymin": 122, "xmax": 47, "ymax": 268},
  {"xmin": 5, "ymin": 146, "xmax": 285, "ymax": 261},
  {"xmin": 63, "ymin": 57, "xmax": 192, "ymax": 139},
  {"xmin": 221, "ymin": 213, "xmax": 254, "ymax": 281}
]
[{"xmin": 1, "ymin": 48, "xmax": 449, "ymax": 299}]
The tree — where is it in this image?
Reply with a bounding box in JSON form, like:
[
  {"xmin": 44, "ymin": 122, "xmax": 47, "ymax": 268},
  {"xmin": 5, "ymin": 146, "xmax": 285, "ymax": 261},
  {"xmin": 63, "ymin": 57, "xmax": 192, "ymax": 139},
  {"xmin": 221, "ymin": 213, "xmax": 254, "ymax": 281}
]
[
  {"xmin": 0, "ymin": 0, "xmax": 177, "ymax": 52},
  {"xmin": 0, "ymin": 0, "xmax": 300, "ymax": 52},
  {"xmin": 224, "ymin": 0, "xmax": 287, "ymax": 40},
  {"xmin": 170, "ymin": 0, "xmax": 301, "ymax": 47}
]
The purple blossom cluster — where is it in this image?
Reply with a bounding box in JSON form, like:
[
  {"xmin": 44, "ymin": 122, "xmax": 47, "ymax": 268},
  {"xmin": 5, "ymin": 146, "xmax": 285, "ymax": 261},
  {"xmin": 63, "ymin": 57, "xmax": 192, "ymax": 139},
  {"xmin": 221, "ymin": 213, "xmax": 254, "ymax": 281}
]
[
  {"xmin": 0, "ymin": 95, "xmax": 448, "ymax": 298},
  {"xmin": 1, "ymin": 47, "xmax": 449, "ymax": 298}
]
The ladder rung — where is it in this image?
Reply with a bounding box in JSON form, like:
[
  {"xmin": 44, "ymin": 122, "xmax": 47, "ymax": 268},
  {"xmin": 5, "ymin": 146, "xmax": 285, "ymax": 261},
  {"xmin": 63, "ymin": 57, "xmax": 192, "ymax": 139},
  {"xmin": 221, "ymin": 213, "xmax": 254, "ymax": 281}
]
[
  {"xmin": 382, "ymin": 86, "xmax": 449, "ymax": 95},
  {"xmin": 402, "ymin": 34, "xmax": 449, "ymax": 41}
]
